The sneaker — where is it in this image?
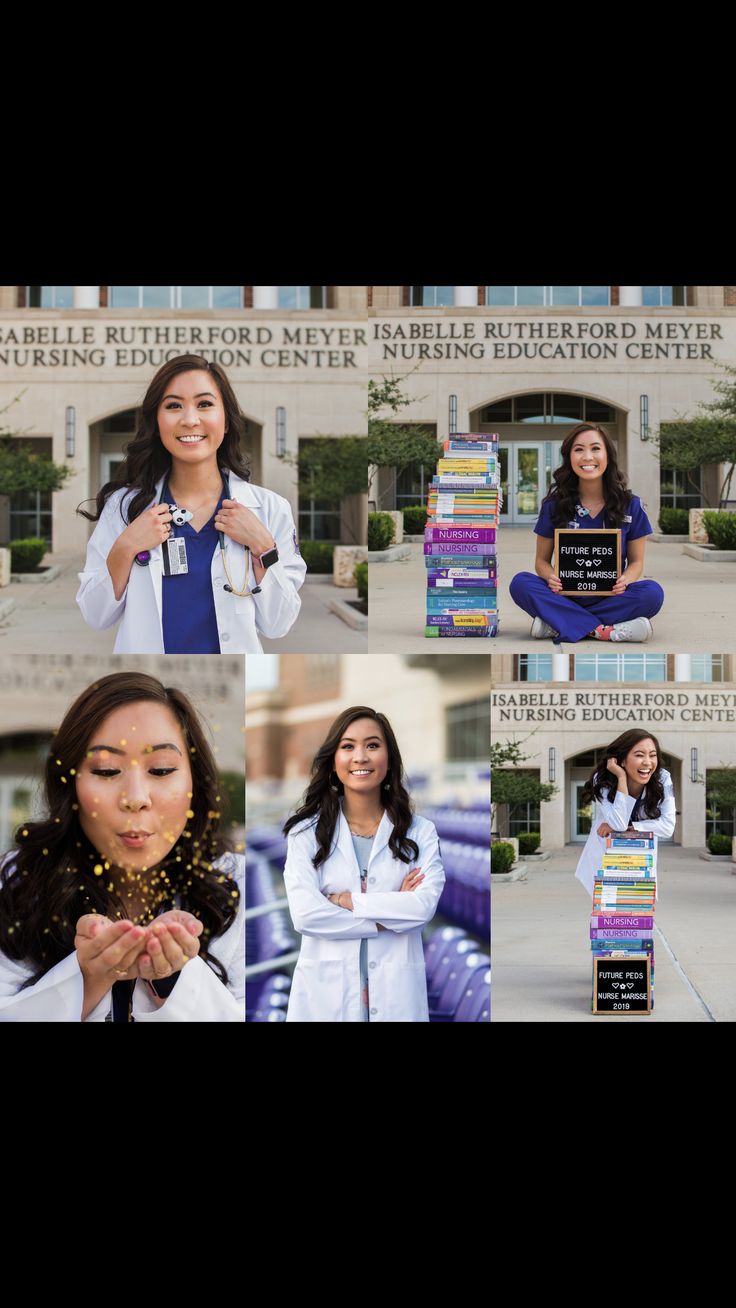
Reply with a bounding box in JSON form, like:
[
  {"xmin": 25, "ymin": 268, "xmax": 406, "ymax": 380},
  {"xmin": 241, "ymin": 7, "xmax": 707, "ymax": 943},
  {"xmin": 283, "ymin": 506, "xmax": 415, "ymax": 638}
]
[
  {"xmin": 609, "ymin": 617, "xmax": 653, "ymax": 643},
  {"xmin": 530, "ymin": 617, "xmax": 559, "ymax": 639}
]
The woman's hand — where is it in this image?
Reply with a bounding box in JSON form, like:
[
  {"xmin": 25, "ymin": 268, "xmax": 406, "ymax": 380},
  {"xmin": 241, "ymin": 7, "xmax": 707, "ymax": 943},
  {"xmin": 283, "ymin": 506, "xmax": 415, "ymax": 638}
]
[
  {"xmin": 400, "ymin": 867, "xmax": 425, "ymax": 891},
  {"xmin": 611, "ymin": 574, "xmax": 629, "ymax": 595},
  {"xmin": 214, "ymin": 500, "xmax": 275, "ymax": 556},
  {"xmin": 326, "ymin": 891, "xmax": 354, "ymax": 911},
  {"xmin": 597, "ymin": 822, "xmax": 614, "ymax": 838},
  {"xmin": 137, "ymin": 919, "xmax": 200, "ymax": 983},
  {"xmin": 546, "ymin": 574, "xmax": 563, "ymax": 593},
  {"xmin": 607, "ymin": 757, "xmax": 627, "ymax": 780},
  {"xmin": 75, "ymin": 916, "xmax": 149, "ymax": 986},
  {"xmin": 119, "ymin": 504, "xmax": 173, "ymax": 556}
]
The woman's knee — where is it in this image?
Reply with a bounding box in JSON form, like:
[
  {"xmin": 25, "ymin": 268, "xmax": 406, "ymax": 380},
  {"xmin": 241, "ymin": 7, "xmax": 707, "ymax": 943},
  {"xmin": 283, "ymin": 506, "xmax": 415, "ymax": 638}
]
[{"xmin": 509, "ymin": 571, "xmax": 538, "ymax": 602}]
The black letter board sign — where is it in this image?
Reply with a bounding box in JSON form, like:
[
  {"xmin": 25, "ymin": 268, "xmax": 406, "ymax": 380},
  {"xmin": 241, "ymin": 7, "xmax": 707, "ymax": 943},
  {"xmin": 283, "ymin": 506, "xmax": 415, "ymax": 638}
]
[
  {"xmin": 592, "ymin": 955, "xmax": 652, "ymax": 1015},
  {"xmin": 554, "ymin": 528, "xmax": 621, "ymax": 595}
]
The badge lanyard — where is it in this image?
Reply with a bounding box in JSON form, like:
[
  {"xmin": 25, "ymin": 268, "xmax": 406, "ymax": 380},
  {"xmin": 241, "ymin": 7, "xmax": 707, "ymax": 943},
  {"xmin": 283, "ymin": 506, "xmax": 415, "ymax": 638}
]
[{"xmin": 134, "ymin": 473, "xmax": 258, "ymax": 595}]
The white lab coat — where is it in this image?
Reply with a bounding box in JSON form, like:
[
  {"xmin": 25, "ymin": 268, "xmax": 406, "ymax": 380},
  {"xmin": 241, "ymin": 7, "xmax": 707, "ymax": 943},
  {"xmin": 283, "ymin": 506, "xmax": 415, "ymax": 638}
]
[
  {"xmin": 283, "ymin": 809, "xmax": 446, "ymax": 1022},
  {"xmin": 76, "ymin": 472, "xmax": 306, "ymax": 653},
  {"xmin": 574, "ymin": 769, "xmax": 676, "ymax": 897},
  {"xmin": 0, "ymin": 853, "xmax": 245, "ymax": 1022}
]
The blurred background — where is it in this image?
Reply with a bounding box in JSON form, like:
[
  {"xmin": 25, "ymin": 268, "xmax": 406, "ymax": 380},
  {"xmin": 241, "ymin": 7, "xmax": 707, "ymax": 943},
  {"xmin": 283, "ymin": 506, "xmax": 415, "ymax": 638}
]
[
  {"xmin": 245, "ymin": 652, "xmax": 491, "ymax": 1022},
  {"xmin": 0, "ymin": 654, "xmax": 245, "ymax": 852}
]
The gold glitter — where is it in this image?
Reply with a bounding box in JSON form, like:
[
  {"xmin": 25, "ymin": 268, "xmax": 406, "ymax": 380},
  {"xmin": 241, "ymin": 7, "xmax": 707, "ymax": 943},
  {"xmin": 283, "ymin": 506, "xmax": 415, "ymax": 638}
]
[
  {"xmin": 72, "ymin": 803, "xmax": 79, "ymax": 811},
  {"xmin": 21, "ymin": 829, "xmax": 28, "ymax": 836},
  {"xmin": 120, "ymin": 739, "xmax": 127, "ymax": 746},
  {"xmin": 56, "ymin": 759, "xmax": 62, "ymax": 765},
  {"xmin": 186, "ymin": 809, "xmax": 194, "ymax": 818},
  {"xmin": 93, "ymin": 864, "xmax": 103, "ymax": 876},
  {"xmin": 60, "ymin": 777, "xmax": 67, "ymax": 784},
  {"xmin": 54, "ymin": 818, "xmax": 61, "ymax": 824},
  {"xmin": 70, "ymin": 769, "xmax": 76, "ymax": 776},
  {"xmin": 42, "ymin": 848, "xmax": 48, "ymax": 855},
  {"xmin": 7, "ymin": 926, "xmax": 14, "ymax": 934}
]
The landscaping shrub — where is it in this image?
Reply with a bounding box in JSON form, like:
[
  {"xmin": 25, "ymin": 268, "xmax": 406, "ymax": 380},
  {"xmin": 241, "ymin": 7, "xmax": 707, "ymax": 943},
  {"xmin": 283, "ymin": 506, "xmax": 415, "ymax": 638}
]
[
  {"xmin": 658, "ymin": 507, "xmax": 689, "ymax": 535},
  {"xmin": 368, "ymin": 512, "xmax": 395, "ymax": 552},
  {"xmin": 518, "ymin": 831, "xmax": 541, "ymax": 855},
  {"xmin": 702, "ymin": 511, "xmax": 736, "ymax": 550},
  {"xmin": 10, "ymin": 538, "xmax": 46, "ymax": 573},
  {"xmin": 707, "ymin": 832, "xmax": 732, "ymax": 855},
  {"xmin": 402, "ymin": 505, "xmax": 428, "ymax": 535},
  {"xmin": 353, "ymin": 561, "xmax": 367, "ymax": 601},
  {"xmin": 299, "ymin": 541, "xmax": 334, "ymax": 573},
  {"xmin": 491, "ymin": 842, "xmax": 515, "ymax": 874}
]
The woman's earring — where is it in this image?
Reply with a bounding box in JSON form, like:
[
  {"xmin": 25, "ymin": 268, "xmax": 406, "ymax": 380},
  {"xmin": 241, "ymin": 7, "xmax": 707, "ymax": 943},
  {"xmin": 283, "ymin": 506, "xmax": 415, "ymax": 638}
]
[
  {"xmin": 383, "ymin": 776, "xmax": 391, "ymax": 790},
  {"xmin": 330, "ymin": 771, "xmax": 340, "ymax": 793}
]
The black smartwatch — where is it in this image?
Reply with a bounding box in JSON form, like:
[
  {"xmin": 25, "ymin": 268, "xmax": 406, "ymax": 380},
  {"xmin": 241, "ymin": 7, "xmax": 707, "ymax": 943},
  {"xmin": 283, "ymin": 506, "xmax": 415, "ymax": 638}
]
[{"xmin": 255, "ymin": 546, "xmax": 279, "ymax": 570}]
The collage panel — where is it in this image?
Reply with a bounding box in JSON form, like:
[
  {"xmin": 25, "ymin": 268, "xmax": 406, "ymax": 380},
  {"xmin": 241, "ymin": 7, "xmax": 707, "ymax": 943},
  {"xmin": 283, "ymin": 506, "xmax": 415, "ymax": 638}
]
[
  {"xmin": 245, "ymin": 653, "xmax": 490, "ymax": 1023},
  {"xmin": 0, "ymin": 284, "xmax": 367, "ymax": 657},
  {"xmin": 491, "ymin": 651, "xmax": 736, "ymax": 1020},
  {"xmin": 0, "ymin": 654, "xmax": 245, "ymax": 1021}
]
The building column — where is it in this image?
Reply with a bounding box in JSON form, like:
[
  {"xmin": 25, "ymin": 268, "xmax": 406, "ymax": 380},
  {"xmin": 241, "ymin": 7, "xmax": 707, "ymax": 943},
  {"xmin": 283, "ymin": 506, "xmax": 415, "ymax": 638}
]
[
  {"xmin": 551, "ymin": 653, "xmax": 568, "ymax": 681},
  {"xmin": 453, "ymin": 287, "xmax": 477, "ymax": 307},
  {"xmin": 674, "ymin": 654, "xmax": 692, "ymax": 681},
  {"xmin": 253, "ymin": 287, "xmax": 279, "ymax": 309},
  {"xmin": 73, "ymin": 287, "xmax": 100, "ymax": 308},
  {"xmin": 618, "ymin": 287, "xmax": 643, "ymax": 306}
]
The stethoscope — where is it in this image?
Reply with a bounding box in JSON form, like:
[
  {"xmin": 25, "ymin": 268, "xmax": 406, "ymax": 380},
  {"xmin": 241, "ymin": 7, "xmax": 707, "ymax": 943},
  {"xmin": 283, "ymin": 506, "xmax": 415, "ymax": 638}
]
[{"xmin": 134, "ymin": 472, "xmax": 258, "ymax": 596}]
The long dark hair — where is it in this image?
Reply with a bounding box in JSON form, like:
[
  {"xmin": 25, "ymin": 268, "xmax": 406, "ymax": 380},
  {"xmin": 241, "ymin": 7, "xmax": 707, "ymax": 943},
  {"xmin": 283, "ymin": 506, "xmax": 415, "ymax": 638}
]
[
  {"xmin": 581, "ymin": 728, "xmax": 666, "ymax": 819},
  {"xmin": 0, "ymin": 673, "xmax": 239, "ymax": 986},
  {"xmin": 541, "ymin": 423, "xmax": 632, "ymax": 527},
  {"xmin": 77, "ymin": 354, "xmax": 252, "ymax": 524},
  {"xmin": 283, "ymin": 706, "xmax": 419, "ymax": 868}
]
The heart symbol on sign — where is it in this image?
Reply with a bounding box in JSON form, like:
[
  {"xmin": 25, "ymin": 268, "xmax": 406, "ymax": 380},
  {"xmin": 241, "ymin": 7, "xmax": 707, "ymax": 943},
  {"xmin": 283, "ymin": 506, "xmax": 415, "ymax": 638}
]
[
  {"xmin": 626, "ymin": 982, "xmax": 635, "ymax": 988},
  {"xmin": 612, "ymin": 982, "xmax": 619, "ymax": 989}
]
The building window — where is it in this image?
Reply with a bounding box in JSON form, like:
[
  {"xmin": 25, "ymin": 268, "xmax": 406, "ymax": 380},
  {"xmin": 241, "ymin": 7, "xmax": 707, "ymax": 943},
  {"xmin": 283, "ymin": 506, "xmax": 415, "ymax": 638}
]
[
  {"xmin": 297, "ymin": 438, "xmax": 341, "ymax": 543},
  {"xmin": 446, "ymin": 698, "xmax": 490, "ymax": 761},
  {"xmin": 409, "ymin": 287, "xmax": 455, "ymax": 307},
  {"xmin": 705, "ymin": 772, "xmax": 735, "ymax": 840},
  {"xmin": 574, "ymin": 653, "xmax": 667, "ymax": 681},
  {"xmin": 277, "ymin": 287, "xmax": 327, "ymax": 309},
  {"xmin": 108, "ymin": 287, "xmax": 242, "ymax": 309},
  {"xmin": 660, "ymin": 465, "xmax": 703, "ymax": 510},
  {"xmin": 9, "ymin": 489, "xmax": 52, "ymax": 545},
  {"xmin": 27, "ymin": 286, "xmax": 74, "ymax": 308},
  {"xmin": 480, "ymin": 394, "xmax": 616, "ymax": 425},
  {"xmin": 506, "ymin": 781, "xmax": 541, "ymax": 837},
  {"xmin": 485, "ymin": 287, "xmax": 610, "ymax": 307},
  {"xmin": 518, "ymin": 655, "xmax": 553, "ymax": 681},
  {"xmin": 642, "ymin": 287, "xmax": 686, "ymax": 306},
  {"xmin": 690, "ymin": 655, "xmax": 725, "ymax": 682}
]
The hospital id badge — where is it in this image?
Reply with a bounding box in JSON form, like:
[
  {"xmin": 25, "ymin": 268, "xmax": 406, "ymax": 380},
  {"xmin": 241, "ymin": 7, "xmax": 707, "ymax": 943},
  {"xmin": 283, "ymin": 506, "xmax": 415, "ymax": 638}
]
[{"xmin": 162, "ymin": 536, "xmax": 189, "ymax": 576}]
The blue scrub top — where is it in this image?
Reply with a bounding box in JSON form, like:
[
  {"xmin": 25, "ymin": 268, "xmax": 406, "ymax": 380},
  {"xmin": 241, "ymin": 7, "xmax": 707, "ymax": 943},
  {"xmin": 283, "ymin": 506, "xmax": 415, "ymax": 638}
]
[
  {"xmin": 534, "ymin": 494, "xmax": 652, "ymax": 568},
  {"xmin": 161, "ymin": 481, "xmax": 224, "ymax": 654}
]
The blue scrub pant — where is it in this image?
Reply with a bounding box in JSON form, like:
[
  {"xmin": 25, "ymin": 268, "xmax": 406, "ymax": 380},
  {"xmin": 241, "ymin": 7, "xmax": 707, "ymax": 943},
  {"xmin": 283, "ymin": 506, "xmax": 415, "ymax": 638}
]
[{"xmin": 509, "ymin": 572, "xmax": 664, "ymax": 643}]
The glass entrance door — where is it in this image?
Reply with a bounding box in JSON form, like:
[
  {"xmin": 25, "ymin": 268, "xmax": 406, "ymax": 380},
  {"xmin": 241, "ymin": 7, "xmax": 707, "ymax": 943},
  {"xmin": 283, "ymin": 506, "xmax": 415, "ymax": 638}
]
[
  {"xmin": 499, "ymin": 441, "xmax": 562, "ymax": 524},
  {"xmin": 571, "ymin": 780, "xmax": 593, "ymax": 843}
]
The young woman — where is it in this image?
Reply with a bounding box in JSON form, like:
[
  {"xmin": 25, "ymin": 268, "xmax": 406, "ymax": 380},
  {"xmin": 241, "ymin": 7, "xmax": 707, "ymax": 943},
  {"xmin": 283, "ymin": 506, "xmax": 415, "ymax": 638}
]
[
  {"xmin": 282, "ymin": 706, "xmax": 445, "ymax": 1022},
  {"xmin": 0, "ymin": 672, "xmax": 244, "ymax": 1021},
  {"xmin": 575, "ymin": 728, "xmax": 676, "ymax": 897},
  {"xmin": 77, "ymin": 354, "xmax": 306, "ymax": 653},
  {"xmin": 509, "ymin": 424, "xmax": 664, "ymax": 644}
]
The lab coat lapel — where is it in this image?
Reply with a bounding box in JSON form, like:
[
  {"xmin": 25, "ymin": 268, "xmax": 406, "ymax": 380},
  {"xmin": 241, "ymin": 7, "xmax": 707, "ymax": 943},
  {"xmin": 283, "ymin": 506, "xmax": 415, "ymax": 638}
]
[
  {"xmin": 335, "ymin": 808, "xmax": 360, "ymax": 877},
  {"xmin": 367, "ymin": 809, "xmax": 393, "ymax": 870},
  {"xmin": 147, "ymin": 475, "xmax": 166, "ymax": 624}
]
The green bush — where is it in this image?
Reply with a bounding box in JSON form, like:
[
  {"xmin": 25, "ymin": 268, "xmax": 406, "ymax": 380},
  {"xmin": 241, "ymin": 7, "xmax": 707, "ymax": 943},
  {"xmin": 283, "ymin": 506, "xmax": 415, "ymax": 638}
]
[
  {"xmin": 518, "ymin": 831, "xmax": 541, "ymax": 855},
  {"xmin": 491, "ymin": 842, "xmax": 515, "ymax": 874},
  {"xmin": 402, "ymin": 505, "xmax": 428, "ymax": 535},
  {"xmin": 353, "ymin": 561, "xmax": 367, "ymax": 601},
  {"xmin": 658, "ymin": 507, "xmax": 689, "ymax": 535},
  {"xmin": 702, "ymin": 511, "xmax": 736, "ymax": 550},
  {"xmin": 299, "ymin": 540, "xmax": 334, "ymax": 574},
  {"xmin": 368, "ymin": 512, "xmax": 395, "ymax": 552},
  {"xmin": 219, "ymin": 771, "xmax": 245, "ymax": 827},
  {"xmin": 10, "ymin": 538, "xmax": 47, "ymax": 573},
  {"xmin": 707, "ymin": 832, "xmax": 732, "ymax": 855}
]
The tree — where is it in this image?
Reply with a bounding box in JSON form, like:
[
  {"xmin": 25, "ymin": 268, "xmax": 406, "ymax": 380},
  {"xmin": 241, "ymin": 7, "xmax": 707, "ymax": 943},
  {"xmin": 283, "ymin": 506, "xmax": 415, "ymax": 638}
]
[
  {"xmin": 0, "ymin": 436, "xmax": 74, "ymax": 496},
  {"xmin": 654, "ymin": 364, "xmax": 736, "ymax": 507},
  {"xmin": 367, "ymin": 376, "xmax": 439, "ymax": 504},
  {"xmin": 705, "ymin": 767, "xmax": 736, "ymax": 817},
  {"xmin": 491, "ymin": 738, "xmax": 557, "ymax": 814},
  {"xmin": 280, "ymin": 436, "xmax": 367, "ymax": 545}
]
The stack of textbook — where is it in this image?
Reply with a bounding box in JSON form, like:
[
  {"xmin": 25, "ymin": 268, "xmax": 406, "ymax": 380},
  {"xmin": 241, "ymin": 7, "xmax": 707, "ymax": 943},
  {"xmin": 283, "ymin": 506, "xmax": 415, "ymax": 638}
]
[
  {"xmin": 424, "ymin": 432, "xmax": 501, "ymax": 638},
  {"xmin": 590, "ymin": 829, "xmax": 657, "ymax": 1008}
]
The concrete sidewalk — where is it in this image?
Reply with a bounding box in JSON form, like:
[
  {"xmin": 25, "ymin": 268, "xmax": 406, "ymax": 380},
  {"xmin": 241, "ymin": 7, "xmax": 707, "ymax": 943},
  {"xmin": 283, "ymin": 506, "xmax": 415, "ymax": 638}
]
[
  {"xmin": 0, "ymin": 555, "xmax": 366, "ymax": 654},
  {"xmin": 368, "ymin": 533, "xmax": 735, "ymax": 653},
  {"xmin": 492, "ymin": 846, "xmax": 735, "ymax": 1022}
]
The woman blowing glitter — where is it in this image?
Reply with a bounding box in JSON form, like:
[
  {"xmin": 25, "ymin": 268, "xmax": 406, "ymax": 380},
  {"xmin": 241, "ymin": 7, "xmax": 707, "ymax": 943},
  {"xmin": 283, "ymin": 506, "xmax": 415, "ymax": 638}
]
[{"xmin": 0, "ymin": 672, "xmax": 244, "ymax": 1021}]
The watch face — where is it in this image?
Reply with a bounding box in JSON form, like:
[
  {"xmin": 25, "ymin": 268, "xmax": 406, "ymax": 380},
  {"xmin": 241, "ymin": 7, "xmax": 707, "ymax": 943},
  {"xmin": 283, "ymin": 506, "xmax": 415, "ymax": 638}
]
[{"xmin": 260, "ymin": 548, "xmax": 279, "ymax": 569}]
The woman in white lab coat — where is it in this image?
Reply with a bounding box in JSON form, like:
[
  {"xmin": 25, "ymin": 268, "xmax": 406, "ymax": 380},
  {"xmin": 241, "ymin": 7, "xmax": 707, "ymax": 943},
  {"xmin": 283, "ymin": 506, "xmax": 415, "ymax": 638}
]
[
  {"xmin": 282, "ymin": 706, "xmax": 446, "ymax": 1022},
  {"xmin": 0, "ymin": 672, "xmax": 244, "ymax": 1021},
  {"xmin": 575, "ymin": 728, "xmax": 676, "ymax": 897},
  {"xmin": 76, "ymin": 354, "xmax": 306, "ymax": 654}
]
